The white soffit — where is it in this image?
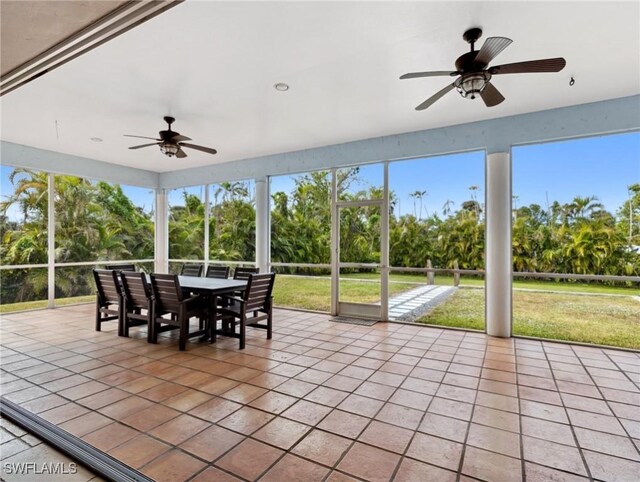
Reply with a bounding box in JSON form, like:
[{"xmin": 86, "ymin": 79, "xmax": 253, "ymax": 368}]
[{"xmin": 1, "ymin": 1, "xmax": 639, "ymax": 173}]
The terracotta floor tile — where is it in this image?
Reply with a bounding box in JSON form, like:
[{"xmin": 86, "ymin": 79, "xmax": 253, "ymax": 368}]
[
  {"xmin": 475, "ymin": 391, "xmax": 520, "ymax": 413},
  {"xmin": 189, "ymin": 397, "xmax": 242, "ymax": 423},
  {"xmin": 583, "ymin": 450, "xmax": 640, "ymax": 482},
  {"xmin": 520, "ymin": 399, "xmax": 568, "ymax": 423},
  {"xmin": 338, "ymin": 442, "xmax": 400, "ymax": 482},
  {"xmin": 295, "ymin": 368, "xmax": 333, "ymax": 385},
  {"xmin": 82, "ymin": 422, "xmax": 138, "ymax": 452},
  {"xmin": 190, "ymin": 466, "xmax": 242, "ymax": 482},
  {"xmin": 249, "ymin": 391, "xmax": 298, "ymax": 414},
  {"xmin": 394, "ymin": 458, "xmax": 457, "ymax": 482},
  {"xmin": 466, "ymin": 423, "xmax": 521, "ymax": 458},
  {"xmin": 59, "ymin": 411, "xmax": 112, "ymax": 437},
  {"xmin": 108, "ymin": 434, "xmax": 170, "ymax": 469},
  {"xmin": 198, "ymin": 377, "xmax": 241, "ymax": 395},
  {"xmin": 163, "ymin": 389, "xmax": 213, "ymax": 412},
  {"xmin": 358, "ymin": 420, "xmax": 414, "ymax": 454},
  {"xmin": 375, "ymin": 402, "xmax": 423, "ymax": 430},
  {"xmin": 4, "ymin": 386, "xmax": 50, "ymax": 403},
  {"xmin": 281, "ymin": 400, "xmax": 332, "ymax": 425},
  {"xmin": 141, "ymin": 448, "xmax": 206, "ymax": 482},
  {"xmin": 99, "ymin": 396, "xmax": 154, "ymax": 419},
  {"xmin": 274, "ymin": 378, "xmax": 317, "ymax": 397},
  {"xmin": 218, "ymin": 406, "xmax": 275, "ymax": 435},
  {"xmin": 76, "ymin": 387, "xmax": 130, "ymax": 410},
  {"xmin": 574, "ymin": 427, "xmax": 640, "ymax": 460},
  {"xmin": 561, "ymin": 393, "xmax": 613, "ymax": 415},
  {"xmin": 567, "ymin": 408, "xmax": 627, "ymax": 436},
  {"xmin": 149, "ymin": 413, "xmax": 210, "ymax": 445},
  {"xmin": 180, "ymin": 424, "xmax": 245, "ymax": 461},
  {"xmin": 38, "ymin": 403, "xmax": 90, "ymax": 424},
  {"xmin": 246, "ymin": 372, "xmax": 288, "ymax": 389},
  {"xmin": 522, "ymin": 436, "xmax": 587, "ymax": 476},
  {"xmin": 323, "ymin": 374, "xmax": 363, "ymax": 392},
  {"xmin": 325, "ymin": 471, "xmax": 361, "ymax": 482},
  {"xmin": 353, "ymin": 381, "xmax": 396, "ymax": 401},
  {"xmin": 291, "ymin": 429, "xmax": 353, "ymax": 466},
  {"xmin": 368, "ymin": 371, "xmax": 406, "ymax": 387},
  {"xmin": 253, "ymin": 417, "xmax": 311, "ymax": 449},
  {"xmin": 260, "ymin": 453, "xmax": 329, "ymax": 482},
  {"xmin": 338, "ymin": 393, "xmax": 385, "ymax": 417},
  {"xmin": 419, "ymin": 413, "xmax": 468, "ymax": 443},
  {"xmin": 406, "ymin": 432, "xmax": 463, "ymax": 471},
  {"xmin": 400, "ymin": 377, "xmax": 440, "ymax": 395},
  {"xmin": 21, "ymin": 394, "xmax": 67, "ymax": 414},
  {"xmin": 304, "ymin": 386, "xmax": 349, "ymax": 407},
  {"xmin": 462, "ymin": 445, "xmax": 522, "ymax": 482},
  {"xmin": 220, "ymin": 383, "xmax": 268, "ymax": 404},
  {"xmin": 215, "ymin": 438, "xmax": 284, "ymax": 481},
  {"xmin": 521, "ymin": 416, "xmax": 575, "ymax": 445},
  {"xmin": 138, "ymin": 381, "xmax": 188, "ymax": 402},
  {"xmin": 389, "ymin": 388, "xmax": 433, "ymax": 410},
  {"xmin": 58, "ymin": 380, "xmax": 110, "ymax": 400},
  {"xmin": 41, "ymin": 374, "xmax": 89, "ymax": 392},
  {"xmin": 121, "ymin": 404, "xmax": 180, "ymax": 431},
  {"xmin": 317, "ymin": 409, "xmax": 370, "ymax": 439},
  {"xmin": 524, "ymin": 462, "xmax": 588, "ymax": 482}
]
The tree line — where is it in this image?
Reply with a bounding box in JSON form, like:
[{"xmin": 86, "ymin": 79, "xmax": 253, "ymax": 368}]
[{"xmin": 1, "ymin": 168, "xmax": 638, "ymax": 303}]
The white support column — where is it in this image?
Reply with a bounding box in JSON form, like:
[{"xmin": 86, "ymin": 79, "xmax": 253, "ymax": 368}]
[
  {"xmin": 154, "ymin": 188, "xmax": 169, "ymax": 273},
  {"xmin": 255, "ymin": 177, "xmax": 269, "ymax": 273},
  {"xmin": 485, "ymin": 151, "xmax": 512, "ymax": 337},
  {"xmin": 380, "ymin": 162, "xmax": 390, "ymax": 321},
  {"xmin": 47, "ymin": 173, "xmax": 55, "ymax": 308},
  {"xmin": 330, "ymin": 169, "xmax": 339, "ymax": 316},
  {"xmin": 204, "ymin": 184, "xmax": 210, "ymax": 270}
]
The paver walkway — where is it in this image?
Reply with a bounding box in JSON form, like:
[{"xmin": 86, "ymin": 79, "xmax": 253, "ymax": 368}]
[{"xmin": 388, "ymin": 285, "xmax": 457, "ymax": 321}]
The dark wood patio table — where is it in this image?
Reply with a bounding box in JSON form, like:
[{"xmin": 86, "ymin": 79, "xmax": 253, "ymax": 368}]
[{"xmin": 177, "ymin": 276, "xmax": 247, "ymax": 342}]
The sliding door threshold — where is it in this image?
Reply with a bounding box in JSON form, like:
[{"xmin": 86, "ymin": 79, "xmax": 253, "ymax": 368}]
[{"xmin": 0, "ymin": 397, "xmax": 153, "ymax": 482}]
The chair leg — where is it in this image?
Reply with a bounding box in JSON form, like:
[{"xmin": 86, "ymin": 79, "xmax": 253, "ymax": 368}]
[
  {"xmin": 95, "ymin": 298, "xmax": 101, "ymax": 332},
  {"xmin": 267, "ymin": 304, "xmax": 272, "ymax": 340},
  {"xmin": 179, "ymin": 317, "xmax": 187, "ymax": 351},
  {"xmin": 239, "ymin": 318, "xmax": 246, "ymax": 350}
]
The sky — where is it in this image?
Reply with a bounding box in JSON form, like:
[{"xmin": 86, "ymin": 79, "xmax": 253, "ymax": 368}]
[{"xmin": 2, "ymin": 131, "xmax": 638, "ymax": 221}]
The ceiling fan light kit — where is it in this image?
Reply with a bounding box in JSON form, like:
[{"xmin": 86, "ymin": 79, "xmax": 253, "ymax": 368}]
[
  {"xmin": 125, "ymin": 116, "xmax": 217, "ymax": 158},
  {"xmin": 400, "ymin": 28, "xmax": 566, "ymax": 111}
]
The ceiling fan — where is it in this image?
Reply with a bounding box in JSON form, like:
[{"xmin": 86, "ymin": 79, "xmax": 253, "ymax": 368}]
[
  {"xmin": 400, "ymin": 28, "xmax": 566, "ymax": 111},
  {"xmin": 125, "ymin": 116, "xmax": 217, "ymax": 158}
]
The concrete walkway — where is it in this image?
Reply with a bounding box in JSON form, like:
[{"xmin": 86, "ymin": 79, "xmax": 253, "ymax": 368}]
[{"xmin": 388, "ymin": 284, "xmax": 457, "ymax": 322}]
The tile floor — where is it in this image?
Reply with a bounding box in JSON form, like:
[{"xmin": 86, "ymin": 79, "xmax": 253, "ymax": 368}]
[
  {"xmin": 1, "ymin": 416, "xmax": 101, "ymax": 481},
  {"xmin": 1, "ymin": 304, "xmax": 639, "ymax": 482}
]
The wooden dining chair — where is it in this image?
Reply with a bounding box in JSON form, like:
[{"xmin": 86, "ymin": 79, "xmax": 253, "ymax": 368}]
[
  {"xmin": 105, "ymin": 263, "xmax": 136, "ymax": 272},
  {"xmin": 150, "ymin": 273, "xmax": 207, "ymax": 350},
  {"xmin": 120, "ymin": 271, "xmax": 154, "ymax": 340},
  {"xmin": 181, "ymin": 263, "xmax": 203, "ymax": 277},
  {"xmin": 233, "ymin": 266, "xmax": 259, "ymax": 280},
  {"xmin": 93, "ymin": 269, "xmax": 124, "ymax": 334},
  {"xmin": 205, "ymin": 265, "xmax": 230, "ymax": 279},
  {"xmin": 213, "ymin": 273, "xmax": 275, "ymax": 349}
]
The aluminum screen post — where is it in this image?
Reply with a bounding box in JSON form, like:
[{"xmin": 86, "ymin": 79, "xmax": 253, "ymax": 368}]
[
  {"xmin": 255, "ymin": 177, "xmax": 269, "ymax": 273},
  {"xmin": 485, "ymin": 151, "xmax": 512, "ymax": 337},
  {"xmin": 155, "ymin": 188, "xmax": 169, "ymax": 273}
]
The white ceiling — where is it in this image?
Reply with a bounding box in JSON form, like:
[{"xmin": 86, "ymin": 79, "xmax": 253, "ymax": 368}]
[{"xmin": 1, "ymin": 1, "xmax": 639, "ymax": 173}]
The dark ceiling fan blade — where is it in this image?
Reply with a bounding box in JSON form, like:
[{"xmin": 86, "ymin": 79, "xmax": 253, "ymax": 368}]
[
  {"xmin": 474, "ymin": 37, "xmax": 513, "ymax": 67},
  {"xmin": 179, "ymin": 142, "xmax": 217, "ymax": 155},
  {"xmin": 128, "ymin": 142, "xmax": 160, "ymax": 150},
  {"xmin": 490, "ymin": 57, "xmax": 566, "ymax": 75},
  {"xmin": 124, "ymin": 134, "xmax": 160, "ymax": 141},
  {"xmin": 480, "ymin": 81, "xmax": 505, "ymax": 107},
  {"xmin": 176, "ymin": 148, "xmax": 187, "ymax": 158},
  {"xmin": 415, "ymin": 83, "xmax": 455, "ymax": 111},
  {"xmin": 400, "ymin": 71, "xmax": 456, "ymax": 80},
  {"xmin": 170, "ymin": 134, "xmax": 192, "ymax": 142}
]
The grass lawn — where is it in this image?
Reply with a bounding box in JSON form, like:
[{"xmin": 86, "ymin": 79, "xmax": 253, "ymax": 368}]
[
  {"xmin": 0, "ymin": 295, "xmax": 94, "ymax": 313},
  {"xmin": 419, "ymin": 288, "xmax": 640, "ymax": 349}
]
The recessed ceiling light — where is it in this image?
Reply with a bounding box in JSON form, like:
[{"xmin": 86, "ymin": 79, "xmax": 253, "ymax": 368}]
[
  {"xmin": 90, "ymin": 137, "xmax": 103, "ymax": 142},
  {"xmin": 274, "ymin": 82, "xmax": 289, "ymax": 92}
]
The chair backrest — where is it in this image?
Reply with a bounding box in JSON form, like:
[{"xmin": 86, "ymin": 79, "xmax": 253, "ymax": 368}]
[
  {"xmin": 120, "ymin": 271, "xmax": 152, "ymax": 309},
  {"xmin": 93, "ymin": 269, "xmax": 122, "ymax": 304},
  {"xmin": 105, "ymin": 264, "xmax": 136, "ymax": 272},
  {"xmin": 181, "ymin": 263, "xmax": 203, "ymax": 277},
  {"xmin": 206, "ymin": 265, "xmax": 230, "ymax": 279},
  {"xmin": 233, "ymin": 266, "xmax": 259, "ymax": 280},
  {"xmin": 243, "ymin": 273, "xmax": 276, "ymax": 312},
  {"xmin": 150, "ymin": 273, "xmax": 184, "ymax": 314}
]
